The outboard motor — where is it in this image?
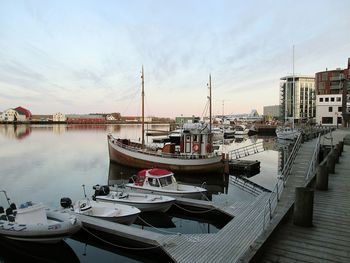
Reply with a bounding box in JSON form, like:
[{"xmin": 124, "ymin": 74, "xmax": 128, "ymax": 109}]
[
  {"xmin": 60, "ymin": 197, "xmax": 73, "ymax": 208},
  {"xmin": 93, "ymin": 185, "xmax": 110, "ymax": 196}
]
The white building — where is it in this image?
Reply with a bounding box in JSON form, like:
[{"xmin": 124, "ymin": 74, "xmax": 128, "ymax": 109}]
[
  {"xmin": 106, "ymin": 115, "xmax": 116, "ymax": 121},
  {"xmin": 316, "ymin": 94, "xmax": 350, "ymax": 126},
  {"xmin": 53, "ymin": 113, "xmax": 66, "ymax": 122},
  {"xmin": 280, "ymin": 75, "xmax": 315, "ymax": 122},
  {"xmin": 0, "ymin": 109, "xmax": 26, "ymax": 122},
  {"xmin": 263, "ymin": 105, "xmax": 280, "ymax": 119}
]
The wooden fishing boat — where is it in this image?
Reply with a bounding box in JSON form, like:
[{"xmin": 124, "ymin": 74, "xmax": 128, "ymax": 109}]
[{"xmin": 108, "ymin": 69, "xmax": 223, "ymax": 174}]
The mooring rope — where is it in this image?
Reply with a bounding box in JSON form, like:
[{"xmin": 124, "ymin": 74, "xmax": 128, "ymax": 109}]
[
  {"xmin": 136, "ymin": 216, "xmax": 180, "ymax": 235},
  {"xmin": 173, "ymin": 203, "xmax": 218, "ymax": 214},
  {"xmin": 81, "ymin": 225, "xmax": 163, "ymax": 250}
]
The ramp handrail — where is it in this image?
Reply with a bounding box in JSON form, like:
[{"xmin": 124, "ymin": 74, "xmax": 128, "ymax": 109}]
[
  {"xmin": 227, "ymin": 141, "xmax": 265, "ymax": 160},
  {"xmin": 262, "ymin": 133, "xmax": 303, "ymax": 230}
]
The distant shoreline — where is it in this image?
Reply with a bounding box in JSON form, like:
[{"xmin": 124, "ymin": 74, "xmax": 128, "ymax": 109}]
[{"xmin": 0, "ymin": 120, "xmax": 175, "ymax": 125}]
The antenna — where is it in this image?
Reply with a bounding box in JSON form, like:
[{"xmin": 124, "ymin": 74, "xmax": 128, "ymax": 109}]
[
  {"xmin": 82, "ymin": 184, "xmax": 87, "ymax": 199},
  {"xmin": 0, "ymin": 190, "xmax": 11, "ymax": 206}
]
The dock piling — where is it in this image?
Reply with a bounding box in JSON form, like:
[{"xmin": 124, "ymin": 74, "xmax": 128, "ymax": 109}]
[
  {"xmin": 293, "ymin": 187, "xmax": 314, "ymax": 227},
  {"xmin": 316, "ymin": 162, "xmax": 328, "ymax": 190},
  {"xmin": 327, "ymin": 150, "xmax": 336, "ymax": 174}
]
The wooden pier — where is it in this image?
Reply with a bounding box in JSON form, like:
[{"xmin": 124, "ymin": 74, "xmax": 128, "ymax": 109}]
[{"xmin": 240, "ymin": 128, "xmax": 350, "ymax": 263}]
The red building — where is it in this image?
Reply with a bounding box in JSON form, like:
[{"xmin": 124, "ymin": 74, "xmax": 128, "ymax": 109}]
[
  {"xmin": 14, "ymin": 106, "xmax": 32, "ymax": 119},
  {"xmin": 315, "ymin": 58, "xmax": 350, "ymax": 95}
]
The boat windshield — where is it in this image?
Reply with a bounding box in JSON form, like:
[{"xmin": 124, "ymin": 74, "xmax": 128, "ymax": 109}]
[{"xmin": 158, "ymin": 176, "xmax": 173, "ymax": 187}]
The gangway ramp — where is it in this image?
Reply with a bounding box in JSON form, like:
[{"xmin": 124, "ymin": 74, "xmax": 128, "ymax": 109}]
[{"xmin": 228, "ymin": 141, "xmax": 265, "ymax": 159}]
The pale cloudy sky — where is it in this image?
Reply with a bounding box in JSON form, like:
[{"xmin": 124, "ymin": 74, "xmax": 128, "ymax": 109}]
[{"xmin": 0, "ymin": 0, "xmax": 349, "ymax": 117}]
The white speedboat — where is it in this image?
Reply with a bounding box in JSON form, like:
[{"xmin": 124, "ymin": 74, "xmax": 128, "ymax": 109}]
[
  {"xmin": 92, "ymin": 185, "xmax": 175, "ymax": 212},
  {"xmin": 234, "ymin": 125, "xmax": 249, "ymax": 135},
  {"xmin": 125, "ymin": 168, "xmax": 208, "ymax": 199},
  {"xmin": 60, "ymin": 197, "xmax": 140, "ymax": 225},
  {"xmin": 275, "ymin": 126, "xmax": 300, "ymax": 140},
  {"xmin": 0, "ymin": 191, "xmax": 81, "ymax": 243}
]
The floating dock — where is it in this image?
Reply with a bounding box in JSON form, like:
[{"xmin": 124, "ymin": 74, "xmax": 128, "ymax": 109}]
[{"xmin": 229, "ymin": 159, "xmax": 260, "ymax": 176}]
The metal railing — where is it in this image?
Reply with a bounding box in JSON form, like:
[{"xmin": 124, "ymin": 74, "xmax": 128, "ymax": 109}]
[
  {"xmin": 262, "ymin": 133, "xmax": 303, "ymax": 230},
  {"xmin": 305, "ymin": 134, "xmax": 321, "ymax": 181},
  {"xmin": 227, "ymin": 141, "xmax": 265, "ymax": 160}
]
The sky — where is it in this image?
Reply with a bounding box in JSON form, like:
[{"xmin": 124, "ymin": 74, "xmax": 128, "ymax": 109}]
[{"xmin": 0, "ymin": 0, "xmax": 349, "ymax": 118}]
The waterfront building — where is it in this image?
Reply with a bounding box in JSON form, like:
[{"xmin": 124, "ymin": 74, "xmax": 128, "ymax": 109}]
[
  {"xmin": 53, "ymin": 113, "xmax": 67, "ymax": 122},
  {"xmin": 66, "ymin": 114, "xmax": 105, "ymax": 123},
  {"xmin": 106, "ymin": 114, "xmax": 116, "ymax": 121},
  {"xmin": 279, "ymin": 75, "xmax": 315, "ymax": 123},
  {"xmin": 0, "ymin": 106, "xmax": 31, "ymax": 122},
  {"xmin": 315, "ymin": 59, "xmax": 350, "ymax": 126},
  {"xmin": 175, "ymin": 116, "xmax": 200, "ymax": 125},
  {"xmin": 263, "ymin": 105, "xmax": 280, "ymax": 120}
]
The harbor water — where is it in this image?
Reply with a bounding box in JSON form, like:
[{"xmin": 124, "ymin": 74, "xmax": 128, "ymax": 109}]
[{"xmin": 0, "ymin": 124, "xmax": 287, "ymax": 262}]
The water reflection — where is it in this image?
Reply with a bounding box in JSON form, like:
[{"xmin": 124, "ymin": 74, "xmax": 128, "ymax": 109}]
[
  {"xmin": 0, "ymin": 124, "xmax": 32, "ymax": 140},
  {"xmin": 0, "ymin": 238, "xmax": 79, "ymax": 263},
  {"xmin": 0, "ymin": 123, "xmax": 123, "ymax": 139}
]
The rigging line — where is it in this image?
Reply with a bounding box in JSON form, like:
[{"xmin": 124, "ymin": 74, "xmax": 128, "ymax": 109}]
[
  {"xmin": 81, "ymin": 225, "xmax": 163, "ymax": 250},
  {"xmin": 201, "ymin": 100, "xmax": 209, "ymax": 119},
  {"xmin": 121, "ymin": 87, "xmax": 140, "ymax": 116}
]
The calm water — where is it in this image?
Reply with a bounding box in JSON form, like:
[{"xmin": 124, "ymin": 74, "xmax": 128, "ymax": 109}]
[{"xmin": 0, "ymin": 124, "xmax": 287, "ymax": 262}]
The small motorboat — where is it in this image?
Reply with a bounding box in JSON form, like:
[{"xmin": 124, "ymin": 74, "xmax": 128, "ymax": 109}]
[
  {"xmin": 276, "ymin": 126, "xmax": 300, "ymax": 140},
  {"xmin": 0, "ymin": 190, "xmax": 81, "ymax": 243},
  {"xmin": 60, "ymin": 197, "xmax": 141, "ymax": 225},
  {"xmin": 92, "ymin": 185, "xmax": 175, "ymax": 212},
  {"xmin": 125, "ymin": 168, "xmax": 208, "ymax": 199}
]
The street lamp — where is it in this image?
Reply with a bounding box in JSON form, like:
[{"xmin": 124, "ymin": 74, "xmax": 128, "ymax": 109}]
[{"xmin": 335, "ymin": 112, "xmax": 339, "ymax": 129}]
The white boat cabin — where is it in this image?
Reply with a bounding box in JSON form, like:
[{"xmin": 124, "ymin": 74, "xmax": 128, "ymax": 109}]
[
  {"xmin": 179, "ymin": 123, "xmax": 214, "ymax": 156},
  {"xmin": 133, "ymin": 168, "xmax": 177, "ymax": 189}
]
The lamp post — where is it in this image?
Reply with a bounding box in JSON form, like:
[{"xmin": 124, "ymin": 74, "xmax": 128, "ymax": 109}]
[{"xmin": 335, "ymin": 112, "xmax": 339, "ymax": 129}]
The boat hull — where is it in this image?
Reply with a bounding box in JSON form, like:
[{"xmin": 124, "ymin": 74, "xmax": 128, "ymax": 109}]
[
  {"xmin": 0, "ymin": 210, "xmax": 81, "ymax": 244},
  {"xmin": 95, "ymin": 192, "xmax": 175, "ymax": 213},
  {"xmin": 72, "ymin": 201, "xmax": 140, "ymax": 225},
  {"xmin": 108, "ymin": 135, "xmax": 223, "ymax": 174},
  {"xmin": 124, "ymin": 185, "xmax": 206, "ymax": 199}
]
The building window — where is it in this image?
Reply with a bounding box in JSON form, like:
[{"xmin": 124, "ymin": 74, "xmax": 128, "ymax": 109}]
[
  {"xmin": 336, "ymin": 97, "xmax": 341, "ymax": 102},
  {"xmin": 325, "ymin": 98, "xmax": 329, "ymax": 102},
  {"xmin": 329, "ymin": 107, "xmax": 333, "ymax": 112},
  {"xmin": 331, "ymin": 97, "xmax": 335, "ymax": 102},
  {"xmin": 322, "ymin": 117, "xmax": 333, "ymax": 124},
  {"xmin": 338, "ymin": 107, "xmax": 342, "ymax": 112},
  {"xmin": 319, "ymin": 98, "xmax": 324, "ymax": 102}
]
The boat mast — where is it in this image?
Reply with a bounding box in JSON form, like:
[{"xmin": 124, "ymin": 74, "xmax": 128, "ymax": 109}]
[
  {"xmin": 141, "ymin": 65, "xmax": 145, "ymax": 148},
  {"xmin": 292, "ymin": 45, "xmax": 295, "ymax": 129},
  {"xmin": 209, "ymin": 74, "xmax": 212, "ymax": 133}
]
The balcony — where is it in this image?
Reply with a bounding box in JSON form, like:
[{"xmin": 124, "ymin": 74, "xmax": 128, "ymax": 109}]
[
  {"xmin": 330, "ymin": 75, "xmax": 344, "ymax": 81},
  {"xmin": 330, "ymin": 84, "xmax": 341, "ymax": 90}
]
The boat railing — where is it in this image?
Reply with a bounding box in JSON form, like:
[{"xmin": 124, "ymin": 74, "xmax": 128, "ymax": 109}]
[{"xmin": 110, "ymin": 136, "xmax": 219, "ymax": 160}]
